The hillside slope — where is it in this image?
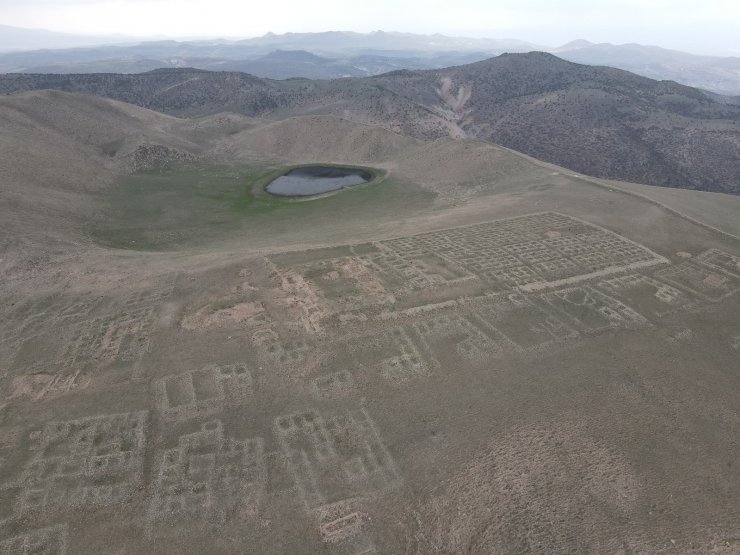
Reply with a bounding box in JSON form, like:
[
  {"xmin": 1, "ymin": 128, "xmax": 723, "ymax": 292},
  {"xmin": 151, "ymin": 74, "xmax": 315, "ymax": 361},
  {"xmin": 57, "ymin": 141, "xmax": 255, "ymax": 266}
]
[
  {"xmin": 1, "ymin": 53, "xmax": 739, "ymax": 193},
  {"xmin": 0, "ymin": 90, "xmax": 210, "ymax": 249},
  {"xmin": 378, "ymin": 53, "xmax": 740, "ymax": 193}
]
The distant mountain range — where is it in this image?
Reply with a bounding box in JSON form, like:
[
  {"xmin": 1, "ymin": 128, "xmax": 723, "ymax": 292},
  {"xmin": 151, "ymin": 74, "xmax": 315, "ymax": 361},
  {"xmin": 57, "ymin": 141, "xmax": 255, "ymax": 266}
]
[
  {"xmin": 555, "ymin": 40, "xmax": 740, "ymax": 96},
  {"xmin": 2, "ymin": 28, "xmax": 739, "ymax": 94},
  {"xmin": 0, "ymin": 29, "xmax": 539, "ymax": 80},
  {"xmin": 2, "ymin": 52, "xmax": 738, "ymax": 194},
  {"xmin": 0, "ymin": 24, "xmax": 141, "ymax": 52}
]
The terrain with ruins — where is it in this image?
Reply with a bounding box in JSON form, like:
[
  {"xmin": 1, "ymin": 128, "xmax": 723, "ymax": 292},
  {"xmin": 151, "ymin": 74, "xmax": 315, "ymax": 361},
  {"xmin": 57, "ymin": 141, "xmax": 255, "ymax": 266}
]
[{"xmin": 0, "ymin": 89, "xmax": 739, "ymax": 553}]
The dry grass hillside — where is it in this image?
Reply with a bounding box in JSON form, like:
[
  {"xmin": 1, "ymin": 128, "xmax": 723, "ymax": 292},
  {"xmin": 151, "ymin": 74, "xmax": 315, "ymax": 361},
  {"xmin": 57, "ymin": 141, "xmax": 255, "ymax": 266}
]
[
  {"xmin": 0, "ymin": 90, "xmax": 739, "ymax": 554},
  {"xmin": 2, "ymin": 53, "xmax": 739, "ymax": 193},
  {"xmin": 0, "ymin": 91, "xmax": 207, "ymax": 241},
  {"xmin": 2, "ymin": 90, "xmax": 736, "ymax": 252},
  {"xmin": 222, "ymin": 116, "xmax": 421, "ymax": 166}
]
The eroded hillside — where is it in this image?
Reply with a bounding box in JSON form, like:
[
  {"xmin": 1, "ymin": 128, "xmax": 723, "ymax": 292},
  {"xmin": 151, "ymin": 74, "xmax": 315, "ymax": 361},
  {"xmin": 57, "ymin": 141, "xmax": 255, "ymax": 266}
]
[{"xmin": 2, "ymin": 53, "xmax": 740, "ymax": 193}]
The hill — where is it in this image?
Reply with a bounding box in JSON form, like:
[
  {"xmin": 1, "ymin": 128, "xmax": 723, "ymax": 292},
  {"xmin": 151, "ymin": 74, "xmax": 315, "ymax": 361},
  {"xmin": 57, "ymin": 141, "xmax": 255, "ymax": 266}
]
[
  {"xmin": 372, "ymin": 52, "xmax": 740, "ymax": 193},
  {"xmin": 0, "ymin": 91, "xmax": 738, "ymax": 553},
  {"xmin": 221, "ymin": 50, "xmax": 364, "ymax": 79},
  {"xmin": 2, "ymin": 53, "xmax": 739, "ymax": 193},
  {"xmin": 0, "ymin": 90, "xmax": 211, "ymax": 250}
]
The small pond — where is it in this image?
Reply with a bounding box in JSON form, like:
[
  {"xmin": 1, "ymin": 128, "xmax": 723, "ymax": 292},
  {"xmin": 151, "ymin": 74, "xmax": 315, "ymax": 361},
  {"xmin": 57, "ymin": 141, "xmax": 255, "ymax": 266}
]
[{"xmin": 265, "ymin": 166, "xmax": 373, "ymax": 197}]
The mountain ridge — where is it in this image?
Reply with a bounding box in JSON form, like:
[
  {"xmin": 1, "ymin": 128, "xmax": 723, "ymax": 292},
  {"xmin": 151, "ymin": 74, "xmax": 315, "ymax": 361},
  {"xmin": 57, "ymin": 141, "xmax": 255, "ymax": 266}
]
[
  {"xmin": 1, "ymin": 52, "xmax": 739, "ymax": 194},
  {"xmin": 2, "ymin": 28, "xmax": 739, "ymax": 94}
]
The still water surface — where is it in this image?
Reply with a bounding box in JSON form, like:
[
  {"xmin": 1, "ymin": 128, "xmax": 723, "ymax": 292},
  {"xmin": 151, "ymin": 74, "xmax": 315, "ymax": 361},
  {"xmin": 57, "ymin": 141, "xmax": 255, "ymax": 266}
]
[{"xmin": 266, "ymin": 166, "xmax": 372, "ymax": 196}]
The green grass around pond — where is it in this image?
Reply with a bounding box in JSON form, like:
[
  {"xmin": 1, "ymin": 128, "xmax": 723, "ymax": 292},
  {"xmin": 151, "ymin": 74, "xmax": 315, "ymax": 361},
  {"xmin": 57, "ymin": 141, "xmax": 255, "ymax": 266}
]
[{"xmin": 88, "ymin": 163, "xmax": 435, "ymax": 251}]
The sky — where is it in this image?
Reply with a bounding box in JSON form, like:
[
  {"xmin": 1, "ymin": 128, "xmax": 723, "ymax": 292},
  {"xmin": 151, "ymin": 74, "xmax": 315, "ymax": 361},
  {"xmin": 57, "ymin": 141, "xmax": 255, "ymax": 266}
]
[{"xmin": 0, "ymin": 0, "xmax": 738, "ymax": 55}]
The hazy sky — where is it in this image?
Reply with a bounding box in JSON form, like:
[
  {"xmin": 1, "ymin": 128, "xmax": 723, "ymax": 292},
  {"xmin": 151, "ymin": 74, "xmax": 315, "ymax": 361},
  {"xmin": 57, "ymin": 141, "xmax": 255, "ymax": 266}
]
[{"xmin": 1, "ymin": 0, "xmax": 738, "ymax": 54}]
